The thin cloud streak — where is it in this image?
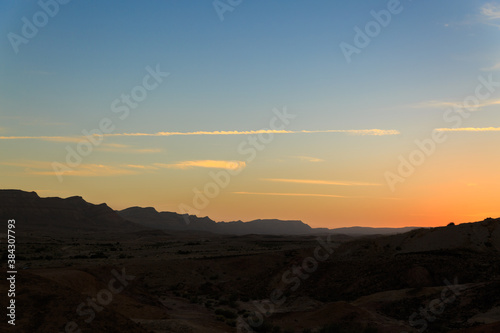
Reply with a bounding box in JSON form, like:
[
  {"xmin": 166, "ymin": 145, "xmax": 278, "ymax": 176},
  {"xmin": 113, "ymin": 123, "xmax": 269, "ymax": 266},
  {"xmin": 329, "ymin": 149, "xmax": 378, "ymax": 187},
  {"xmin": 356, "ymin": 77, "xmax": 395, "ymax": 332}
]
[
  {"xmin": 412, "ymin": 99, "xmax": 500, "ymax": 110},
  {"xmin": 155, "ymin": 160, "xmax": 246, "ymax": 170},
  {"xmin": 1, "ymin": 161, "xmax": 138, "ymax": 177},
  {"xmin": 95, "ymin": 143, "xmax": 162, "ymax": 153},
  {"xmin": 0, "ymin": 135, "xmax": 84, "ymax": 143},
  {"xmin": 233, "ymin": 191, "xmax": 347, "ymax": 198},
  {"xmin": 31, "ymin": 165, "xmax": 137, "ymax": 177},
  {"xmin": 481, "ymin": 2, "xmax": 500, "ymax": 27},
  {"xmin": 106, "ymin": 129, "xmax": 400, "ymax": 137},
  {"xmin": 435, "ymin": 127, "xmax": 500, "ymax": 132},
  {"xmin": 263, "ymin": 178, "xmax": 382, "ymax": 186},
  {"xmin": 0, "ymin": 128, "xmax": 400, "ymax": 141},
  {"xmin": 292, "ymin": 156, "xmax": 325, "ymax": 163},
  {"xmin": 123, "ymin": 164, "xmax": 160, "ymax": 170},
  {"xmin": 481, "ymin": 62, "xmax": 500, "ymax": 71}
]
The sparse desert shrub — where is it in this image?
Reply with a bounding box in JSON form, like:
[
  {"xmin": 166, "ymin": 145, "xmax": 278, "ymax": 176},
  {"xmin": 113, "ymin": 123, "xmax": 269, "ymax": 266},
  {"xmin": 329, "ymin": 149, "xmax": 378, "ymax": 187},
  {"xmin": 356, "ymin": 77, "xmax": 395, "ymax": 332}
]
[
  {"xmin": 219, "ymin": 296, "xmax": 229, "ymax": 305},
  {"xmin": 229, "ymin": 293, "xmax": 238, "ymax": 302}
]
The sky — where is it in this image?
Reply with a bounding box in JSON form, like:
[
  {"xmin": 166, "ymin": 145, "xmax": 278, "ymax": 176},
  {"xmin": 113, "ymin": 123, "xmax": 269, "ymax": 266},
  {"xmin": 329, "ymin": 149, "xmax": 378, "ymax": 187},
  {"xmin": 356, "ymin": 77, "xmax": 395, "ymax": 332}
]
[{"xmin": 1, "ymin": 0, "xmax": 499, "ymax": 228}]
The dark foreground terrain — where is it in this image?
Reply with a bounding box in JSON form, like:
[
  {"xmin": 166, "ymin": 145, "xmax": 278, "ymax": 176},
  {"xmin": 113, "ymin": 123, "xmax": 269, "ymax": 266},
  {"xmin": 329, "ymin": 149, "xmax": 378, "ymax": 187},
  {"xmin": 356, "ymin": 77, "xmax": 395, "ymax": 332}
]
[{"xmin": 1, "ymin": 190, "xmax": 500, "ymax": 332}]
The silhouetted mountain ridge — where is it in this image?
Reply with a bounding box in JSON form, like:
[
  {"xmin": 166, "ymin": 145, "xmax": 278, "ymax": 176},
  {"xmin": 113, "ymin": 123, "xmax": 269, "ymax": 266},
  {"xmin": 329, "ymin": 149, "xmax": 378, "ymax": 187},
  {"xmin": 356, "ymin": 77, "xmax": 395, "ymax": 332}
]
[
  {"xmin": 0, "ymin": 190, "xmax": 421, "ymax": 235},
  {"xmin": 0, "ymin": 189, "xmax": 143, "ymax": 232},
  {"xmin": 117, "ymin": 205, "xmax": 419, "ymax": 235}
]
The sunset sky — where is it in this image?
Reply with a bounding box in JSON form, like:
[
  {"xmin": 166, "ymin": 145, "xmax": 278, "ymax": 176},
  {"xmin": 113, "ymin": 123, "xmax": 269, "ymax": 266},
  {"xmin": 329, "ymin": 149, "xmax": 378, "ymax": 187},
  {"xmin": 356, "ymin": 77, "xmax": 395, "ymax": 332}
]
[{"xmin": 1, "ymin": 0, "xmax": 499, "ymax": 228}]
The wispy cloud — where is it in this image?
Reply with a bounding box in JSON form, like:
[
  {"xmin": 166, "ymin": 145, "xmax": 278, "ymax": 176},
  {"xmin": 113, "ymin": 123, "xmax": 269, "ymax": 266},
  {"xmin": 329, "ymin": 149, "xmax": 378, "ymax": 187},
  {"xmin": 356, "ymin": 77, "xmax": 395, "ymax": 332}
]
[
  {"xmin": 233, "ymin": 191, "xmax": 346, "ymax": 198},
  {"xmin": 106, "ymin": 128, "xmax": 400, "ymax": 137},
  {"xmin": 1, "ymin": 160, "xmax": 138, "ymax": 177},
  {"xmin": 445, "ymin": 2, "xmax": 500, "ymax": 28},
  {"xmin": 1, "ymin": 159, "xmax": 248, "ymax": 175},
  {"xmin": 411, "ymin": 99, "xmax": 500, "ymax": 110},
  {"xmin": 122, "ymin": 164, "xmax": 160, "ymax": 170},
  {"xmin": 263, "ymin": 178, "xmax": 382, "ymax": 186},
  {"xmin": 435, "ymin": 126, "xmax": 500, "ymax": 132},
  {"xmin": 291, "ymin": 156, "xmax": 324, "ymax": 163},
  {"xmin": 32, "ymin": 164, "xmax": 137, "ymax": 177},
  {"xmin": 1, "ymin": 160, "xmax": 55, "ymax": 169},
  {"xmin": 0, "ymin": 135, "xmax": 83, "ymax": 143},
  {"xmin": 155, "ymin": 160, "xmax": 246, "ymax": 170},
  {"xmin": 480, "ymin": 2, "xmax": 500, "ymax": 27},
  {"xmin": 0, "ymin": 128, "xmax": 400, "ymax": 141},
  {"xmin": 95, "ymin": 143, "xmax": 162, "ymax": 154},
  {"xmin": 481, "ymin": 62, "xmax": 500, "ymax": 71}
]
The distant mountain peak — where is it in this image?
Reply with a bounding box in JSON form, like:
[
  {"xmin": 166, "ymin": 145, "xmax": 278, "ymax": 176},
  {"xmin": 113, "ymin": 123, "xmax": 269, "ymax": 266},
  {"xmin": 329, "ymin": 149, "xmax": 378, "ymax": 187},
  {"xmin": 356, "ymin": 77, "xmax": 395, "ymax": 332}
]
[{"xmin": 0, "ymin": 189, "xmax": 144, "ymax": 233}]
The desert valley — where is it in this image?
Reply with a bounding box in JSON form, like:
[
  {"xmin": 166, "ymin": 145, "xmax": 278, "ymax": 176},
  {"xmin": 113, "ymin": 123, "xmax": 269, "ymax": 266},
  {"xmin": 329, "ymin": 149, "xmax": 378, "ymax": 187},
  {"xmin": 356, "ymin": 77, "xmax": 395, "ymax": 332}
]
[{"xmin": 1, "ymin": 190, "xmax": 499, "ymax": 333}]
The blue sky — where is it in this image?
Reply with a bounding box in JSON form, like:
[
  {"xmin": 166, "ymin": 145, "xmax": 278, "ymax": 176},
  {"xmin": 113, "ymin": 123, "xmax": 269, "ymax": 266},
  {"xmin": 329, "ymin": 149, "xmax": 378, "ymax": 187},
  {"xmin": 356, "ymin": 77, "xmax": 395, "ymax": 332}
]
[{"xmin": 1, "ymin": 0, "xmax": 499, "ymax": 227}]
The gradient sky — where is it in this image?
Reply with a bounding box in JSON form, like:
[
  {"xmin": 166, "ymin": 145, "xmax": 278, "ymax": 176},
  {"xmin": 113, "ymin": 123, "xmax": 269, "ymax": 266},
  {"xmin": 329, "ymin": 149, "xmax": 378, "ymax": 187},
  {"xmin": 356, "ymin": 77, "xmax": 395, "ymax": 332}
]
[{"xmin": 1, "ymin": 0, "xmax": 499, "ymax": 228}]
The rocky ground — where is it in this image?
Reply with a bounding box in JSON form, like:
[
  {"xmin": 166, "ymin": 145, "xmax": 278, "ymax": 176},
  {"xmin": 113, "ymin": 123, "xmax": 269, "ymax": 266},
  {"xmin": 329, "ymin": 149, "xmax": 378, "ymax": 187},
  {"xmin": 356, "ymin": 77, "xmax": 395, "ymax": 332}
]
[{"xmin": 1, "ymin": 222, "xmax": 500, "ymax": 332}]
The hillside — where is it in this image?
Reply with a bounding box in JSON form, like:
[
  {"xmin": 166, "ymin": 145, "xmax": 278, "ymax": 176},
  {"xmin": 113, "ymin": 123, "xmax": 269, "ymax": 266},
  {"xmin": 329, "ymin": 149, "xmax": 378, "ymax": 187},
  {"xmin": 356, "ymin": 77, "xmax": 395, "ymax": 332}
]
[
  {"xmin": 0, "ymin": 189, "xmax": 144, "ymax": 233},
  {"xmin": 118, "ymin": 206, "xmax": 418, "ymax": 236},
  {"xmin": 1, "ymin": 189, "xmax": 499, "ymax": 332},
  {"xmin": 0, "ymin": 190, "xmax": 418, "ymax": 236}
]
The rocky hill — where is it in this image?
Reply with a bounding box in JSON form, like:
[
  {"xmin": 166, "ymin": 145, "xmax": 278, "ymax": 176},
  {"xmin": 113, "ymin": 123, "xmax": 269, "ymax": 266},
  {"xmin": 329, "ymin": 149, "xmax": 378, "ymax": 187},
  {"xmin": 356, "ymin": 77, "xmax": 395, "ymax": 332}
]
[
  {"xmin": 118, "ymin": 206, "xmax": 418, "ymax": 236},
  {"xmin": 0, "ymin": 189, "xmax": 144, "ymax": 233},
  {"xmin": 118, "ymin": 206, "xmax": 313, "ymax": 235},
  {"xmin": 336, "ymin": 217, "xmax": 500, "ymax": 257}
]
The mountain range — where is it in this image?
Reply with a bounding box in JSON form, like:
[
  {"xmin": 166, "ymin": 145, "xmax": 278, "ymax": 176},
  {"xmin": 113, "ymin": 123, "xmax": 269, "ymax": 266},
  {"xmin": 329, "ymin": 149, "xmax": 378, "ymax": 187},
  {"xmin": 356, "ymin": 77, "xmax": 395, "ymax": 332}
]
[
  {"xmin": 2, "ymin": 189, "xmax": 500, "ymax": 332},
  {"xmin": 0, "ymin": 190, "xmax": 419, "ymax": 235}
]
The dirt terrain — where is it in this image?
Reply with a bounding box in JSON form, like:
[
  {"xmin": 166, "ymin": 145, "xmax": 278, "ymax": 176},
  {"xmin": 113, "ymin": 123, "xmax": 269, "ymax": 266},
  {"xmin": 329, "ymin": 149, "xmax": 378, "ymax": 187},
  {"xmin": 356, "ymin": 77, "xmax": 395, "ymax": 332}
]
[
  {"xmin": 1, "ymin": 224, "xmax": 499, "ymax": 333},
  {"xmin": 1, "ymin": 191, "xmax": 499, "ymax": 332}
]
